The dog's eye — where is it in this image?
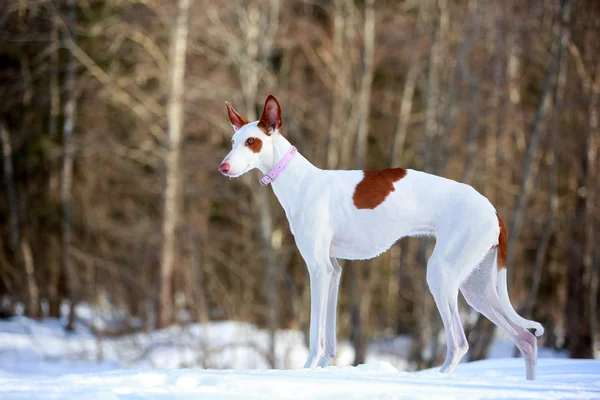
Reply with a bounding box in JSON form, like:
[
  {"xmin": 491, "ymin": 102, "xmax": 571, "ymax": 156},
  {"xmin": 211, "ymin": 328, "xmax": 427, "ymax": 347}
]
[
  {"xmin": 246, "ymin": 138, "xmax": 254, "ymax": 145},
  {"xmin": 231, "ymin": 139, "xmax": 235, "ymax": 145}
]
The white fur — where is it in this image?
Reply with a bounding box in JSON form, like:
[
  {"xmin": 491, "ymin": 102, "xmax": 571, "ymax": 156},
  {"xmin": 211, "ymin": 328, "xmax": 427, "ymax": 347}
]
[
  {"xmin": 220, "ymin": 106, "xmax": 543, "ymax": 380},
  {"xmin": 497, "ymin": 269, "xmax": 544, "ymax": 337}
]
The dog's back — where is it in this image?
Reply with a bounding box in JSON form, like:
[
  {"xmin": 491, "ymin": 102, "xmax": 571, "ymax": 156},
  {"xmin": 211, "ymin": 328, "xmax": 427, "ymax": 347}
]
[{"xmin": 317, "ymin": 168, "xmax": 496, "ymax": 260}]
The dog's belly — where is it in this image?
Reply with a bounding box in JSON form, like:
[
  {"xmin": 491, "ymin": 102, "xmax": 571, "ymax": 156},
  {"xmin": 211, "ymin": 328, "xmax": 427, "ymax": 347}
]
[
  {"xmin": 330, "ymin": 224, "xmax": 435, "ymax": 260},
  {"xmin": 330, "ymin": 237, "xmax": 392, "ymax": 260}
]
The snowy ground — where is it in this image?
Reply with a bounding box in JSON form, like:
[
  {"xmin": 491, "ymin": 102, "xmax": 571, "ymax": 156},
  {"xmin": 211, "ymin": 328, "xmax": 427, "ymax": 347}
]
[
  {"xmin": 1, "ymin": 310, "xmax": 598, "ymax": 399},
  {"xmin": 1, "ymin": 358, "xmax": 599, "ymax": 399}
]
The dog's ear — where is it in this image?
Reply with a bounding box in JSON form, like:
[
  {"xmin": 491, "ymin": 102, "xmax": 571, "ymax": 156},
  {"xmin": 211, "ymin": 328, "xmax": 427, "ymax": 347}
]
[
  {"xmin": 225, "ymin": 102, "xmax": 249, "ymax": 131},
  {"xmin": 258, "ymin": 95, "xmax": 282, "ymax": 135}
]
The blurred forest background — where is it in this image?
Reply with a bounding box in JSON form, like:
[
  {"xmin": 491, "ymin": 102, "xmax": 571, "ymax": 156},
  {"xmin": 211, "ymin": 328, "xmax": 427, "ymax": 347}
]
[{"xmin": 0, "ymin": 0, "xmax": 598, "ymax": 370}]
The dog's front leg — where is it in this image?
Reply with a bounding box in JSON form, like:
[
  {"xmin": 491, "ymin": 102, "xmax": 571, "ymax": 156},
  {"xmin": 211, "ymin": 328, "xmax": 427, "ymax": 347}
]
[
  {"xmin": 303, "ymin": 265, "xmax": 333, "ymax": 368},
  {"xmin": 317, "ymin": 258, "xmax": 341, "ymax": 367}
]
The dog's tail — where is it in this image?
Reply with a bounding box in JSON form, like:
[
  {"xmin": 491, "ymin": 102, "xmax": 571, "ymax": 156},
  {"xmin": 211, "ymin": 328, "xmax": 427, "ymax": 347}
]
[
  {"xmin": 494, "ymin": 215, "xmax": 544, "ymax": 336},
  {"xmin": 496, "ymin": 268, "xmax": 544, "ymax": 336}
]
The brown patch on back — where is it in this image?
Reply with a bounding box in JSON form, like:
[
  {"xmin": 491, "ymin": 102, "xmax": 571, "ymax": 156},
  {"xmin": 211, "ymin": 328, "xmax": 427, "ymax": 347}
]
[
  {"xmin": 497, "ymin": 213, "xmax": 507, "ymax": 270},
  {"xmin": 353, "ymin": 168, "xmax": 407, "ymax": 209}
]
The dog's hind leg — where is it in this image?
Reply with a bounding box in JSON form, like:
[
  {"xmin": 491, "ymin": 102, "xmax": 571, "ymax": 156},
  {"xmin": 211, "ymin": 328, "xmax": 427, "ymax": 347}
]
[
  {"xmin": 460, "ymin": 249, "xmax": 538, "ymax": 380},
  {"xmin": 426, "ymin": 222, "xmax": 498, "ymax": 374},
  {"xmin": 426, "ymin": 255, "xmax": 469, "ymax": 374}
]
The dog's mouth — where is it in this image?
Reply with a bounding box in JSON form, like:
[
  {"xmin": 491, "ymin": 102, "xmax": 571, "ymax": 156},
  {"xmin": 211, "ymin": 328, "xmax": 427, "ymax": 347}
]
[{"xmin": 222, "ymin": 165, "xmax": 250, "ymax": 178}]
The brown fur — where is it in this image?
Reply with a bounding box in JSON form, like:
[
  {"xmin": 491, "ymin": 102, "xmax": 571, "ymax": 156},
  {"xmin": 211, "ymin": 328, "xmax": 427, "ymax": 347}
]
[
  {"xmin": 257, "ymin": 122, "xmax": 271, "ymax": 136},
  {"xmin": 258, "ymin": 95, "xmax": 282, "ymax": 135},
  {"xmin": 246, "ymin": 137, "xmax": 263, "ymax": 153},
  {"xmin": 353, "ymin": 168, "xmax": 407, "ymax": 209},
  {"xmin": 226, "ymin": 102, "xmax": 249, "ymax": 130},
  {"xmin": 497, "ymin": 214, "xmax": 507, "ymax": 269}
]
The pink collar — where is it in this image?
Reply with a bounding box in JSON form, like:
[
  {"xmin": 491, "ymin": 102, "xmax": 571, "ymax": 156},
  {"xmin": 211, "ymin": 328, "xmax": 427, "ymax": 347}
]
[{"xmin": 260, "ymin": 146, "xmax": 297, "ymax": 186}]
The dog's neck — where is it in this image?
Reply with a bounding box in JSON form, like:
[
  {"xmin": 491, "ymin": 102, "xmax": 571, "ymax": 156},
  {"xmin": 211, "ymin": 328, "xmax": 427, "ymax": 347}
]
[{"xmin": 258, "ymin": 134, "xmax": 319, "ymax": 212}]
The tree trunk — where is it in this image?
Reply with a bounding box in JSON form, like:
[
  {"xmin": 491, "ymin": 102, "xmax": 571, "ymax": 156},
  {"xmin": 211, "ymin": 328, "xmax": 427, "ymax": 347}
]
[
  {"xmin": 586, "ymin": 69, "xmax": 599, "ymax": 357},
  {"xmin": 348, "ymin": 263, "xmax": 365, "ymax": 365},
  {"xmin": 410, "ymin": 240, "xmax": 432, "ymax": 369},
  {"xmin": 438, "ymin": 0, "xmax": 477, "ymax": 174},
  {"xmin": 158, "ymin": 0, "xmax": 191, "ymax": 329},
  {"xmin": 506, "ymin": 5, "xmax": 526, "ymax": 154},
  {"xmin": 339, "ymin": 2, "xmax": 359, "ymax": 168},
  {"xmin": 1, "ymin": 122, "xmax": 40, "ymax": 319},
  {"xmin": 580, "ymin": 67, "xmax": 599, "ymax": 357},
  {"xmin": 485, "ymin": 20, "xmax": 504, "ymax": 201},
  {"xmin": 521, "ymin": 30, "xmax": 568, "ymax": 320},
  {"xmin": 460, "ymin": 68, "xmax": 480, "ymax": 185},
  {"xmin": 188, "ymin": 228, "xmax": 208, "ymax": 323},
  {"xmin": 0, "ymin": 122, "xmax": 20, "ymax": 266},
  {"xmin": 61, "ymin": 0, "xmax": 78, "ymax": 331},
  {"xmin": 567, "ymin": 149, "xmax": 594, "ymax": 358},
  {"xmin": 49, "ymin": 16, "xmax": 60, "ymax": 139},
  {"xmin": 48, "ymin": 14, "xmax": 62, "ymax": 319},
  {"xmin": 353, "ymin": 0, "xmax": 376, "ymax": 168},
  {"xmin": 326, "ymin": 0, "xmax": 350, "ymax": 169},
  {"xmin": 422, "ymin": 14, "xmax": 440, "ymax": 173},
  {"xmin": 565, "ymin": 7, "xmax": 598, "ymax": 359},
  {"xmin": 21, "ymin": 241, "xmax": 38, "ymax": 319},
  {"xmin": 431, "ymin": 0, "xmax": 449, "ymax": 177},
  {"xmin": 254, "ymin": 187, "xmax": 280, "ymax": 368},
  {"xmin": 459, "ymin": 8, "xmax": 481, "ymax": 185},
  {"xmin": 389, "ymin": 55, "xmax": 420, "ymax": 167},
  {"xmin": 505, "ymin": 0, "xmax": 569, "ymax": 272}
]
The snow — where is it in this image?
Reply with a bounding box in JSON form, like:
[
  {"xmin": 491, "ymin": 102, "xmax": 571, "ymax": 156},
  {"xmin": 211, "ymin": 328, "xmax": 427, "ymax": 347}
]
[
  {"xmin": 1, "ymin": 359, "xmax": 599, "ymax": 399},
  {"xmin": 1, "ymin": 311, "xmax": 598, "ymax": 399}
]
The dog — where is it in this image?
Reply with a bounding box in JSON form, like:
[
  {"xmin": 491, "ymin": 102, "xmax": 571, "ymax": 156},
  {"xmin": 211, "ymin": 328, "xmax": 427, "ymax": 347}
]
[{"xmin": 219, "ymin": 95, "xmax": 544, "ymax": 380}]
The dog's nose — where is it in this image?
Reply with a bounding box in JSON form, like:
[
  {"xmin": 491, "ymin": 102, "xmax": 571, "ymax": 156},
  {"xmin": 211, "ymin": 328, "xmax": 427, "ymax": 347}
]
[{"xmin": 219, "ymin": 162, "xmax": 230, "ymax": 175}]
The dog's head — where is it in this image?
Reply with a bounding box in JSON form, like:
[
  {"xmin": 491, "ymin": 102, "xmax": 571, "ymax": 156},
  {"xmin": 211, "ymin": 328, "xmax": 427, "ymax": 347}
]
[{"xmin": 219, "ymin": 95, "xmax": 282, "ymax": 178}]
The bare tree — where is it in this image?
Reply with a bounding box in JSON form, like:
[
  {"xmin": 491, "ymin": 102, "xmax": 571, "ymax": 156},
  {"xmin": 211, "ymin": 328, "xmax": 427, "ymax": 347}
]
[
  {"xmin": 353, "ymin": 0, "xmax": 376, "ymax": 168},
  {"xmin": 569, "ymin": 62, "xmax": 600, "ymax": 358},
  {"xmin": 505, "ymin": 0, "xmax": 569, "ymax": 271},
  {"xmin": 158, "ymin": 0, "xmax": 192, "ymax": 328},
  {"xmin": 47, "ymin": 10, "xmax": 62, "ymax": 318},
  {"xmin": 326, "ymin": 0, "xmax": 352, "ymax": 169},
  {"xmin": 521, "ymin": 25, "xmax": 568, "ymax": 321},
  {"xmin": 62, "ymin": 0, "xmax": 78, "ymax": 331},
  {"xmin": 586, "ymin": 68, "xmax": 600, "ymax": 357},
  {"xmin": 48, "ymin": 12, "xmax": 60, "ymax": 140},
  {"xmin": 459, "ymin": 14, "xmax": 481, "ymax": 185},
  {"xmin": 567, "ymin": 122, "xmax": 595, "ymax": 357},
  {"xmin": 1, "ymin": 121, "xmax": 39, "ymax": 318},
  {"xmin": 389, "ymin": 56, "xmax": 420, "ymax": 167}
]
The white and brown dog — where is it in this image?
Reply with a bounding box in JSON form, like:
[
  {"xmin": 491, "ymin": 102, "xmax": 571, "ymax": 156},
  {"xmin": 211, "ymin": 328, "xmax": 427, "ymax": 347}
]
[{"xmin": 219, "ymin": 95, "xmax": 543, "ymax": 380}]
